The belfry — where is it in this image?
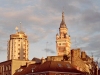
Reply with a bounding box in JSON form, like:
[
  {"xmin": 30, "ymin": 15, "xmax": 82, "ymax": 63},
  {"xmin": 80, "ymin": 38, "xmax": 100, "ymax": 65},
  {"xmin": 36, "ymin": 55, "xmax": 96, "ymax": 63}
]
[{"xmin": 56, "ymin": 12, "xmax": 71, "ymax": 56}]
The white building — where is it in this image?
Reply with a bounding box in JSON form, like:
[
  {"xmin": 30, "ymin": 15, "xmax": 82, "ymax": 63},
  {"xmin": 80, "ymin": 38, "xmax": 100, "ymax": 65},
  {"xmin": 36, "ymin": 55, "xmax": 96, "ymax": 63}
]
[{"xmin": 7, "ymin": 28, "xmax": 29, "ymax": 60}]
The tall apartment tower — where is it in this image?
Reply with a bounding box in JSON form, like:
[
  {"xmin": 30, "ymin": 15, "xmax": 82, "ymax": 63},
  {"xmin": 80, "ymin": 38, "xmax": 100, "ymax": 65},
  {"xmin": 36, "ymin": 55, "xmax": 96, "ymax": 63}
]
[
  {"xmin": 7, "ymin": 27, "xmax": 29, "ymax": 60},
  {"xmin": 56, "ymin": 12, "xmax": 71, "ymax": 56}
]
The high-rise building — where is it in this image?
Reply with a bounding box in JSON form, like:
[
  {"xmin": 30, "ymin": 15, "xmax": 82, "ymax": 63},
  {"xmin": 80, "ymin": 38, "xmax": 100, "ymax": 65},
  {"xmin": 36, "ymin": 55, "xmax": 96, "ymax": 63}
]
[
  {"xmin": 7, "ymin": 28, "xmax": 29, "ymax": 60},
  {"xmin": 56, "ymin": 12, "xmax": 71, "ymax": 56}
]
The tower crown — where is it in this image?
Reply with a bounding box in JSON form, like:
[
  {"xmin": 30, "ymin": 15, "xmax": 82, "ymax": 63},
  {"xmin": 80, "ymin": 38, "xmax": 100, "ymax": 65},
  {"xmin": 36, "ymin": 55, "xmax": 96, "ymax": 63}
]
[{"xmin": 60, "ymin": 12, "xmax": 66, "ymax": 28}]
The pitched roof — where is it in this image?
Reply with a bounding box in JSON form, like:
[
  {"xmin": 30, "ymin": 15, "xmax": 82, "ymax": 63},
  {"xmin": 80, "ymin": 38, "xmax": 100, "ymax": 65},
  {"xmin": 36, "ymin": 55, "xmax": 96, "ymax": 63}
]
[
  {"xmin": 14, "ymin": 61, "xmax": 82, "ymax": 75},
  {"xmin": 34, "ymin": 61, "xmax": 82, "ymax": 73},
  {"xmin": 14, "ymin": 63, "xmax": 40, "ymax": 75}
]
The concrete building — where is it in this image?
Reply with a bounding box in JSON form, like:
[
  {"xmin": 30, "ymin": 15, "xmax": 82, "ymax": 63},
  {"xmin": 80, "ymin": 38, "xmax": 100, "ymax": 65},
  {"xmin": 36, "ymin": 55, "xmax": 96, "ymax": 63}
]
[
  {"xmin": 0, "ymin": 60, "xmax": 35, "ymax": 75},
  {"xmin": 0, "ymin": 27, "xmax": 35, "ymax": 75},
  {"xmin": 56, "ymin": 12, "xmax": 71, "ymax": 56},
  {"xmin": 7, "ymin": 28, "xmax": 29, "ymax": 60}
]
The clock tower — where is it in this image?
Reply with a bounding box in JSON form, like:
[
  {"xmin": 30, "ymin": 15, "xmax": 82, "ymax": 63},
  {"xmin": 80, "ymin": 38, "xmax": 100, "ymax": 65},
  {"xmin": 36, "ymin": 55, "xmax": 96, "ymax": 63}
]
[{"xmin": 56, "ymin": 12, "xmax": 71, "ymax": 56}]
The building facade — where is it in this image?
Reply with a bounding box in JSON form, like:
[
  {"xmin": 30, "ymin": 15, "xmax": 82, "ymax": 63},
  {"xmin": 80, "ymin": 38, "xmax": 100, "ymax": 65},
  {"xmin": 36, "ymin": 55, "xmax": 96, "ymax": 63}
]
[
  {"xmin": 14, "ymin": 61, "xmax": 83, "ymax": 75},
  {"xmin": 0, "ymin": 60, "xmax": 35, "ymax": 75},
  {"xmin": 56, "ymin": 12, "xmax": 71, "ymax": 56},
  {"xmin": 7, "ymin": 29, "xmax": 29, "ymax": 60}
]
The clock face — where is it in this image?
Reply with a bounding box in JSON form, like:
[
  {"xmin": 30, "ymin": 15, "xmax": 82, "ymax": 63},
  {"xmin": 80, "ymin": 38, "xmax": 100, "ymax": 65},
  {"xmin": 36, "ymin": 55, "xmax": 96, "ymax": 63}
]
[{"xmin": 59, "ymin": 47, "xmax": 66, "ymax": 52}]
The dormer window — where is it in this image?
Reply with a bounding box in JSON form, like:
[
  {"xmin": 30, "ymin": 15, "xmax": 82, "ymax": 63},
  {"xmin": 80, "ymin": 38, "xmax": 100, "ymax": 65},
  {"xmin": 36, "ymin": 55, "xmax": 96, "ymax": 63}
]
[
  {"xmin": 66, "ymin": 64, "xmax": 71, "ymax": 68},
  {"xmin": 17, "ymin": 69, "xmax": 23, "ymax": 72},
  {"xmin": 58, "ymin": 63, "xmax": 62, "ymax": 67}
]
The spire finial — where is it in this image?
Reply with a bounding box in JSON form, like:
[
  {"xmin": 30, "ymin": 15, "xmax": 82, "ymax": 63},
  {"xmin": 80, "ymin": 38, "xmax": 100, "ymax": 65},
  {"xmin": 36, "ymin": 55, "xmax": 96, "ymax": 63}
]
[
  {"xmin": 60, "ymin": 11, "xmax": 66, "ymax": 28},
  {"xmin": 20, "ymin": 22, "xmax": 22, "ymax": 31},
  {"xmin": 62, "ymin": 6, "xmax": 65, "ymax": 22},
  {"xmin": 62, "ymin": 11, "xmax": 65, "ymax": 22}
]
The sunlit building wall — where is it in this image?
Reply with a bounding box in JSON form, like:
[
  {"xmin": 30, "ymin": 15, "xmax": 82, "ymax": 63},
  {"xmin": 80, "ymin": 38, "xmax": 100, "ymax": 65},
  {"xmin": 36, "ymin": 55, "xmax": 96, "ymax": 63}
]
[
  {"xmin": 7, "ymin": 29, "xmax": 29, "ymax": 60},
  {"xmin": 56, "ymin": 12, "xmax": 71, "ymax": 56}
]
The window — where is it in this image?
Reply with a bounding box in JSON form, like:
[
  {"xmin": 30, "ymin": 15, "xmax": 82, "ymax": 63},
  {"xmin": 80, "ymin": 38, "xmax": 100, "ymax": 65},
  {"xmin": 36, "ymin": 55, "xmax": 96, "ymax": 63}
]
[
  {"xmin": 0, "ymin": 67, "xmax": 1, "ymax": 73},
  {"xmin": 59, "ymin": 47, "xmax": 66, "ymax": 52},
  {"xmin": 18, "ymin": 53, "xmax": 20, "ymax": 55},
  {"xmin": 64, "ymin": 74, "xmax": 69, "ymax": 75},
  {"xmin": 8, "ymin": 65, "xmax": 11, "ymax": 70},
  {"xmin": 66, "ymin": 64, "xmax": 71, "ymax": 68},
  {"xmin": 56, "ymin": 74, "xmax": 61, "ymax": 75},
  {"xmin": 18, "ymin": 57, "xmax": 20, "ymax": 59},
  {"xmin": 59, "ymin": 43, "xmax": 61, "ymax": 45},
  {"xmin": 2, "ymin": 67, "xmax": 3, "ymax": 72},
  {"xmin": 58, "ymin": 63, "xmax": 62, "ymax": 67},
  {"xmin": 17, "ymin": 69, "xmax": 23, "ymax": 72}
]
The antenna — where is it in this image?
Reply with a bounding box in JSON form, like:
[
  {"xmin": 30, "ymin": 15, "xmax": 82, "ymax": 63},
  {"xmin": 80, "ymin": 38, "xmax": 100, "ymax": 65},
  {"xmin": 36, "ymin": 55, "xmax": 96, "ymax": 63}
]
[
  {"xmin": 96, "ymin": 57, "xmax": 100, "ymax": 64},
  {"xmin": 91, "ymin": 52, "xmax": 93, "ymax": 58},
  {"xmin": 97, "ymin": 57, "xmax": 100, "ymax": 68},
  {"xmin": 75, "ymin": 37, "xmax": 77, "ymax": 48},
  {"xmin": 20, "ymin": 22, "xmax": 22, "ymax": 31},
  {"xmin": 91, "ymin": 52, "xmax": 94, "ymax": 62},
  {"xmin": 80, "ymin": 47, "xmax": 82, "ymax": 50},
  {"xmin": 45, "ymin": 42, "xmax": 48, "ymax": 57}
]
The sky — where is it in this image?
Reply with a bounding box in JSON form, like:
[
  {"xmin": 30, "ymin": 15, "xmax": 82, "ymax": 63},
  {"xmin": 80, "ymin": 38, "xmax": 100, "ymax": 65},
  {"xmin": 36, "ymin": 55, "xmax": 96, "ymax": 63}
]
[{"xmin": 0, "ymin": 0, "xmax": 100, "ymax": 64}]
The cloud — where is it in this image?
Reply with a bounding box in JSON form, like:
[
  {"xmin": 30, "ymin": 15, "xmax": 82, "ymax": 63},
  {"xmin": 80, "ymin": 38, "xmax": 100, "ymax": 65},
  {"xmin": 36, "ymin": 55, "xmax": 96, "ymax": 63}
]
[
  {"xmin": 0, "ymin": 46, "xmax": 7, "ymax": 52},
  {"xmin": 43, "ymin": 48, "xmax": 55, "ymax": 54},
  {"xmin": 41, "ymin": 0, "xmax": 81, "ymax": 15}
]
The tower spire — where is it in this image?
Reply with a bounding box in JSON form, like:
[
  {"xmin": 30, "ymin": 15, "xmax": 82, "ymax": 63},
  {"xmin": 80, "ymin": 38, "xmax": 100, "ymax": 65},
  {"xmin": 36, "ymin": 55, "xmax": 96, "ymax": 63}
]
[
  {"xmin": 56, "ymin": 12, "xmax": 70, "ymax": 56},
  {"xmin": 60, "ymin": 12, "xmax": 66, "ymax": 28},
  {"xmin": 62, "ymin": 12, "xmax": 65, "ymax": 23}
]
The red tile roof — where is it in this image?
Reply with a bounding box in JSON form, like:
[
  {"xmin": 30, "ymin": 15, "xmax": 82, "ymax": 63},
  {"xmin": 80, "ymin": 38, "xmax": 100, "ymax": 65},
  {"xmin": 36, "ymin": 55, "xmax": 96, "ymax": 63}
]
[
  {"xmin": 33, "ymin": 61, "xmax": 82, "ymax": 73},
  {"xmin": 14, "ymin": 63, "xmax": 40, "ymax": 75},
  {"xmin": 14, "ymin": 61, "xmax": 83, "ymax": 75}
]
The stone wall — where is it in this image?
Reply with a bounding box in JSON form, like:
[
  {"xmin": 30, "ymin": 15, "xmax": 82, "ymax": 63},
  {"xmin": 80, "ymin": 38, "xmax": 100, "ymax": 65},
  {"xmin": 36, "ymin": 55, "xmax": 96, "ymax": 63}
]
[
  {"xmin": 71, "ymin": 49, "xmax": 90, "ymax": 73},
  {"xmin": 0, "ymin": 60, "xmax": 35, "ymax": 75}
]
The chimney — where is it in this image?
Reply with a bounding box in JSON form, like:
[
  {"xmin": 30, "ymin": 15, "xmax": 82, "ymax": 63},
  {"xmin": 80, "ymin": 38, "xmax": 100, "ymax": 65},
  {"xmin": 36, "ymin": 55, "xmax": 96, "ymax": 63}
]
[
  {"xmin": 71, "ymin": 48, "xmax": 81, "ymax": 64},
  {"xmin": 81, "ymin": 51, "xmax": 86, "ymax": 59},
  {"xmin": 41, "ymin": 57, "xmax": 46, "ymax": 64}
]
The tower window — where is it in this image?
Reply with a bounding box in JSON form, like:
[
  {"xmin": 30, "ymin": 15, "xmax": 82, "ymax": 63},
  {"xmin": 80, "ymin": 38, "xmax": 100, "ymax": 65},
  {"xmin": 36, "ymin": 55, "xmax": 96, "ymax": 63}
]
[
  {"xmin": 18, "ymin": 57, "xmax": 20, "ymax": 59},
  {"xmin": 18, "ymin": 53, "xmax": 20, "ymax": 55},
  {"xmin": 63, "ymin": 43, "xmax": 66, "ymax": 45},
  {"xmin": 59, "ymin": 43, "xmax": 61, "ymax": 45},
  {"xmin": 66, "ymin": 64, "xmax": 71, "ymax": 68}
]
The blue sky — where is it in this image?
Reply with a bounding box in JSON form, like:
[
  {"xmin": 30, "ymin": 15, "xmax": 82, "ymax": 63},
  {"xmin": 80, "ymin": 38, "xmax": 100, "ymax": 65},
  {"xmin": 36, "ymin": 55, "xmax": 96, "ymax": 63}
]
[{"xmin": 0, "ymin": 0, "xmax": 100, "ymax": 64}]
